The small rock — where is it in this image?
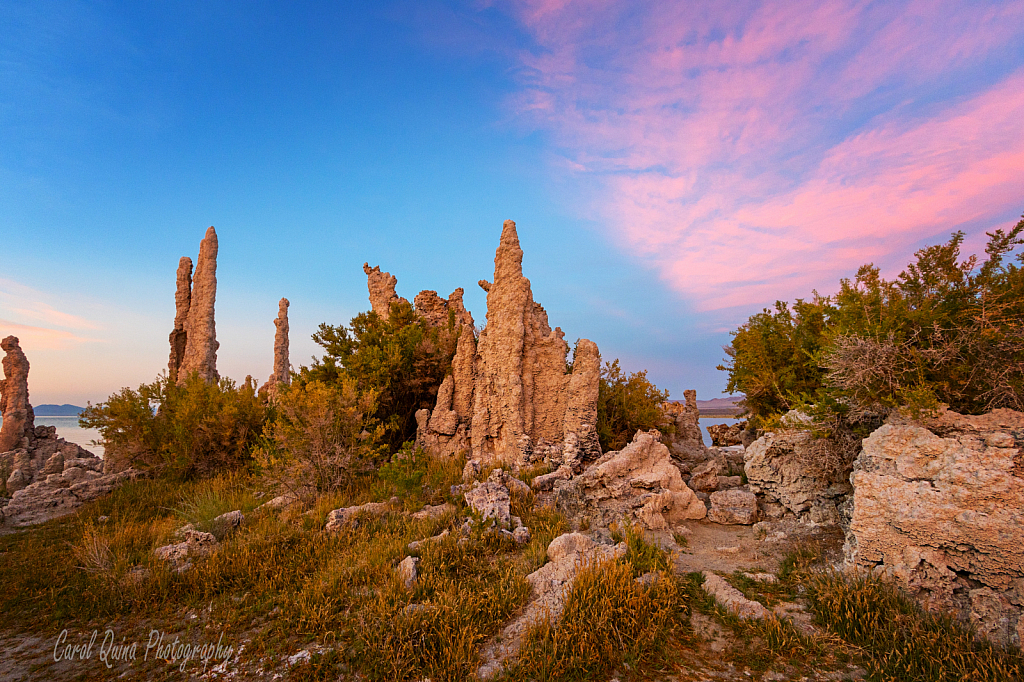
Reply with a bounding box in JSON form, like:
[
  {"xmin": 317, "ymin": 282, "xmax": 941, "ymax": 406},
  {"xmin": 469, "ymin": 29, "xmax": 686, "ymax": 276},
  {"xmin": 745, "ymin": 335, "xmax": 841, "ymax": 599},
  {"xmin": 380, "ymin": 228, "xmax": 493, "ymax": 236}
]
[
  {"xmin": 688, "ymin": 459, "xmax": 721, "ymax": 492},
  {"xmin": 325, "ymin": 499, "xmax": 393, "ymax": 532},
  {"xmin": 397, "ymin": 556, "xmax": 419, "ymax": 589},
  {"xmin": 701, "ymin": 571, "xmax": 768, "ymax": 619},
  {"xmin": 462, "ymin": 458, "xmax": 482, "ymax": 483},
  {"xmin": 408, "ymin": 529, "xmax": 450, "ymax": 552},
  {"xmin": 210, "ymin": 510, "xmax": 243, "ymax": 539},
  {"xmin": 635, "ymin": 572, "xmax": 660, "ymax": 587},
  {"xmin": 411, "ymin": 503, "xmax": 455, "ymax": 521},
  {"xmin": 743, "ymin": 572, "xmax": 778, "ymax": 583},
  {"xmin": 512, "ymin": 526, "xmax": 531, "ymax": 544},
  {"xmin": 531, "ymin": 465, "xmax": 572, "ymax": 491},
  {"xmin": 716, "ymin": 545, "xmax": 741, "ymax": 554}
]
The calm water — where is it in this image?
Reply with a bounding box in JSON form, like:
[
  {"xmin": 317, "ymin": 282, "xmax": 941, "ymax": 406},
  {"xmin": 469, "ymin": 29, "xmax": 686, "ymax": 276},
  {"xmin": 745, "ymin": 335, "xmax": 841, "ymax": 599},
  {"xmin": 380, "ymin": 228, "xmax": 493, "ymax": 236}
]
[
  {"xmin": 0, "ymin": 415, "xmax": 734, "ymax": 457},
  {"xmin": 0, "ymin": 415, "xmax": 104, "ymax": 457},
  {"xmin": 699, "ymin": 416, "xmax": 743, "ymax": 447}
]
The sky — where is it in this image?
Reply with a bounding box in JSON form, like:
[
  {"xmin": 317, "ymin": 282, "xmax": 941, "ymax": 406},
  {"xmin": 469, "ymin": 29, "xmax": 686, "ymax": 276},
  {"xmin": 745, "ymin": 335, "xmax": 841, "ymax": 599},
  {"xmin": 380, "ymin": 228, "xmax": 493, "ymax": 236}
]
[{"xmin": 1, "ymin": 0, "xmax": 1023, "ymax": 407}]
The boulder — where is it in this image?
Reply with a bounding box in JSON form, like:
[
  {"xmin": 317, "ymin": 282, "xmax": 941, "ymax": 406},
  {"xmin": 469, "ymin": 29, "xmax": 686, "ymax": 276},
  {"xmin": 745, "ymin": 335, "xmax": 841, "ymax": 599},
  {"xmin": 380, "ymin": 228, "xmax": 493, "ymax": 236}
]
[
  {"xmin": 464, "ymin": 469, "xmax": 513, "ymax": 528},
  {"xmin": 844, "ymin": 408, "xmax": 1024, "ymax": 647},
  {"xmin": 396, "ymin": 556, "xmax": 419, "ymax": 590},
  {"xmin": 707, "ymin": 422, "xmax": 746, "ymax": 447},
  {"xmin": 555, "ymin": 430, "xmax": 706, "ymax": 530},
  {"xmin": 154, "ymin": 529, "xmax": 217, "ymax": 573},
  {"xmin": 744, "ymin": 419, "xmax": 852, "ymax": 517},
  {"xmin": 701, "ymin": 571, "xmax": 768, "ymax": 619},
  {"xmin": 324, "ymin": 498, "xmax": 395, "ymax": 532},
  {"xmin": 707, "ymin": 489, "xmax": 759, "ymax": 525}
]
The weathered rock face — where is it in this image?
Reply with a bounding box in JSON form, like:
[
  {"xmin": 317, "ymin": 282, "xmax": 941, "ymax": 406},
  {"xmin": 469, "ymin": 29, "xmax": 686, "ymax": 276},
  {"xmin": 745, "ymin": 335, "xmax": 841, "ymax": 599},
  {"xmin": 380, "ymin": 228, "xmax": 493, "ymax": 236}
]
[
  {"xmin": 0, "ymin": 336, "xmax": 33, "ymax": 453},
  {"xmin": 844, "ymin": 408, "xmax": 1024, "ymax": 647},
  {"xmin": 413, "ymin": 288, "xmax": 474, "ymax": 328},
  {"xmin": 744, "ymin": 423, "xmax": 852, "ymax": 521},
  {"xmin": 663, "ymin": 390, "xmax": 707, "ymax": 466},
  {"xmin": 167, "ymin": 257, "xmax": 192, "ymax": 382},
  {"xmin": 706, "ymin": 489, "xmax": 759, "ymax": 525},
  {"xmin": 554, "ymin": 430, "xmax": 706, "ymax": 530},
  {"xmin": 177, "ymin": 226, "xmax": 220, "ymax": 385},
  {"xmin": 416, "ymin": 221, "xmax": 601, "ymax": 467}
]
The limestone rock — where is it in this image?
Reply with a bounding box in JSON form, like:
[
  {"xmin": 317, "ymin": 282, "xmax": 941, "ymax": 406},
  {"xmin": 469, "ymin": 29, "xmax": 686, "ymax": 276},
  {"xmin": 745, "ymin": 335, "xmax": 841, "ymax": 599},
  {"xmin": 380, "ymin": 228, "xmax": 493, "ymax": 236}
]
[
  {"xmin": 555, "ymin": 430, "xmax": 706, "ymax": 530},
  {"xmin": 688, "ymin": 459, "xmax": 721, "ymax": 492},
  {"xmin": 405, "ymin": 222, "xmax": 602, "ymax": 470},
  {"xmin": 167, "ymin": 256, "xmax": 192, "ymax": 382},
  {"xmin": 464, "ymin": 469, "xmax": 513, "ymax": 529},
  {"xmin": 154, "ymin": 529, "xmax": 217, "ymax": 573},
  {"xmin": 177, "ymin": 226, "xmax": 220, "ymax": 385},
  {"xmin": 1, "ymin": 468, "xmax": 142, "ymax": 527},
  {"xmin": 844, "ymin": 408, "xmax": 1024, "ymax": 647},
  {"xmin": 744, "ymin": 421, "xmax": 852, "ymax": 517},
  {"xmin": 411, "ymin": 502, "xmax": 455, "ymax": 521},
  {"xmin": 362, "ymin": 263, "xmax": 407, "ymax": 319},
  {"xmin": 664, "ymin": 390, "xmax": 706, "ymax": 465},
  {"xmin": 261, "ymin": 298, "xmax": 291, "ymax": 397},
  {"xmin": 396, "ymin": 556, "xmax": 419, "ymax": 589},
  {"xmin": 707, "ymin": 421, "xmax": 746, "ymax": 447},
  {"xmin": 324, "ymin": 499, "xmax": 395, "ymax": 532},
  {"xmin": 531, "ymin": 464, "xmax": 572, "ymax": 491},
  {"xmin": 413, "ymin": 288, "xmax": 474, "ymax": 328},
  {"xmin": 210, "ymin": 510, "xmax": 243, "ymax": 539},
  {"xmin": 701, "ymin": 571, "xmax": 768, "ymax": 619},
  {"xmin": 0, "ymin": 336, "xmax": 33, "ymax": 453},
  {"xmin": 707, "ymin": 489, "xmax": 759, "ymax": 525},
  {"xmin": 476, "ymin": 532, "xmax": 626, "ymax": 679}
]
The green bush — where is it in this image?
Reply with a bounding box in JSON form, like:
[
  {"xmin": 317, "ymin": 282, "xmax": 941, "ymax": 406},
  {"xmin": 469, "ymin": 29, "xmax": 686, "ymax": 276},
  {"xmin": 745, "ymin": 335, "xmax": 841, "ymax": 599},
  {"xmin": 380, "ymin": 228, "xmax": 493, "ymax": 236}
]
[
  {"xmin": 80, "ymin": 373, "xmax": 268, "ymax": 479},
  {"xmin": 720, "ymin": 215, "xmax": 1024, "ymax": 425},
  {"xmin": 255, "ymin": 378, "xmax": 386, "ymax": 500},
  {"xmin": 301, "ymin": 300, "xmax": 459, "ymax": 453},
  {"xmin": 596, "ymin": 359, "xmax": 670, "ymax": 451}
]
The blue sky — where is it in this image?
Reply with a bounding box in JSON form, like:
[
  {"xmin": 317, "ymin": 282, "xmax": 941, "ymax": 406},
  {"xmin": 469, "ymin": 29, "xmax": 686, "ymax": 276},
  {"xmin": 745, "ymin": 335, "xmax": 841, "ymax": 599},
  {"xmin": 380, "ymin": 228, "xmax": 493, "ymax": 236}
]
[{"xmin": 2, "ymin": 1, "xmax": 1023, "ymax": 406}]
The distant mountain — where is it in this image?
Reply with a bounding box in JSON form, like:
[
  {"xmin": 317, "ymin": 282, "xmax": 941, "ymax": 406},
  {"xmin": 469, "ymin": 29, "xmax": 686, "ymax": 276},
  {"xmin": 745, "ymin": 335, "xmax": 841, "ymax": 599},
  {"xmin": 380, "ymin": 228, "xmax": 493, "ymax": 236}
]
[
  {"xmin": 695, "ymin": 396, "xmax": 743, "ymax": 408},
  {"xmin": 34, "ymin": 404, "xmax": 85, "ymax": 416}
]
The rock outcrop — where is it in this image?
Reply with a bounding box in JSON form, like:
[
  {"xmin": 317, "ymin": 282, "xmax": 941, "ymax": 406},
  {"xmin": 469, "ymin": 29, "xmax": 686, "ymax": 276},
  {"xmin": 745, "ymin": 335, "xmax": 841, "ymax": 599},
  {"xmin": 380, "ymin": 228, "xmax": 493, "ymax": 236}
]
[
  {"xmin": 0, "ymin": 336, "xmax": 32, "ymax": 453},
  {"xmin": 175, "ymin": 227, "xmax": 220, "ymax": 385},
  {"xmin": 260, "ymin": 298, "xmax": 291, "ymax": 398},
  {"xmin": 744, "ymin": 418, "xmax": 852, "ymax": 523},
  {"xmin": 362, "ymin": 263, "xmax": 408, "ymax": 320},
  {"xmin": 167, "ymin": 257, "xmax": 192, "ymax": 382},
  {"xmin": 417, "ymin": 220, "xmax": 601, "ymax": 467},
  {"xmin": 554, "ymin": 430, "xmax": 707, "ymax": 531},
  {"xmin": 844, "ymin": 408, "xmax": 1024, "ymax": 647},
  {"xmin": 707, "ymin": 421, "xmax": 746, "ymax": 447},
  {"xmin": 2, "ymin": 463, "xmax": 143, "ymax": 527},
  {"xmin": 662, "ymin": 390, "xmax": 707, "ymax": 468}
]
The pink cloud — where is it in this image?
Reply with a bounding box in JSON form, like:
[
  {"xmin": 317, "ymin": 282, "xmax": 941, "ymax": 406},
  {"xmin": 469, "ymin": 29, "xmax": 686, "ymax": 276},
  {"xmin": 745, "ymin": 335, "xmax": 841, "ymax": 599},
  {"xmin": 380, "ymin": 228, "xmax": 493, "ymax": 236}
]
[{"xmin": 500, "ymin": 0, "xmax": 1024, "ymax": 316}]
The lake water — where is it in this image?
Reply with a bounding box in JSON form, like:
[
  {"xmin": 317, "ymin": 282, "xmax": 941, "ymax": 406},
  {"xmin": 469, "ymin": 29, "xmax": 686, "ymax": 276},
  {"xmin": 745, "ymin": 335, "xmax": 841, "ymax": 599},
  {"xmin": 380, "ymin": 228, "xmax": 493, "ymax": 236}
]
[
  {"xmin": 0, "ymin": 415, "xmax": 105, "ymax": 457},
  {"xmin": 0, "ymin": 415, "xmax": 737, "ymax": 458},
  {"xmin": 699, "ymin": 416, "xmax": 742, "ymax": 446}
]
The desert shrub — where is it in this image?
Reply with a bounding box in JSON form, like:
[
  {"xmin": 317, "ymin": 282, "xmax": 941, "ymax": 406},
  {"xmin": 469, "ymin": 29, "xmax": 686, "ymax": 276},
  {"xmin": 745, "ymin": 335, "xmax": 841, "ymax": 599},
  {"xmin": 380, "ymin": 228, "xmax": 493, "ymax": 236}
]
[
  {"xmin": 720, "ymin": 215, "xmax": 1024, "ymax": 426},
  {"xmin": 80, "ymin": 373, "xmax": 267, "ymax": 479},
  {"xmin": 302, "ymin": 300, "xmax": 460, "ymax": 453},
  {"xmin": 255, "ymin": 378, "xmax": 386, "ymax": 500},
  {"xmin": 597, "ymin": 359, "xmax": 671, "ymax": 451}
]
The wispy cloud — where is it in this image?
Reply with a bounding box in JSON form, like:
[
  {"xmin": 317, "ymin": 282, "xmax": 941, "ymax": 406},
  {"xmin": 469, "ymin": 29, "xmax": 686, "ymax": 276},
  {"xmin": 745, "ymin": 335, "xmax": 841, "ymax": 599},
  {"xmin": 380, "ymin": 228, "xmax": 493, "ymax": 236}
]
[
  {"xmin": 500, "ymin": 0, "xmax": 1024, "ymax": 313},
  {"xmin": 0, "ymin": 278, "xmax": 106, "ymax": 349},
  {"xmin": 0, "ymin": 320, "xmax": 102, "ymax": 350}
]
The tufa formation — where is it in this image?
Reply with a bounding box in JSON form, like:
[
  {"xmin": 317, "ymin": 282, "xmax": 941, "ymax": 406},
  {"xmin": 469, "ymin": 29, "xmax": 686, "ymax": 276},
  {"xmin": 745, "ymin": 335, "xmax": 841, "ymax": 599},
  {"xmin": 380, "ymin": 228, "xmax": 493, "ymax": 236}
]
[
  {"xmin": 171, "ymin": 226, "xmax": 220, "ymax": 385},
  {"xmin": 412, "ymin": 220, "xmax": 600, "ymax": 467},
  {"xmin": 0, "ymin": 336, "xmax": 33, "ymax": 453},
  {"xmin": 260, "ymin": 298, "xmax": 291, "ymax": 398}
]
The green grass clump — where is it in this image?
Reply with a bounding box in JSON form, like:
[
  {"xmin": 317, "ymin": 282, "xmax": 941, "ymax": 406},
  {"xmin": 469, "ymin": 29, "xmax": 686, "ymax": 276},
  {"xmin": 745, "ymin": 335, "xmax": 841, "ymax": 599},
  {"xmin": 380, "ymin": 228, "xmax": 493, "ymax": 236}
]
[
  {"xmin": 508, "ymin": 530, "xmax": 684, "ymax": 680},
  {"xmin": 807, "ymin": 572, "xmax": 1023, "ymax": 682}
]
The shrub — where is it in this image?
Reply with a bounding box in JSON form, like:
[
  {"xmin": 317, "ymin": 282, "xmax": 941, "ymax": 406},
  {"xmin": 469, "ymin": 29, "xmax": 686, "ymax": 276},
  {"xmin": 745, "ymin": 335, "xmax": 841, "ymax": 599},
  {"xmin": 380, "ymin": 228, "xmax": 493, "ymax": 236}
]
[
  {"xmin": 80, "ymin": 373, "xmax": 267, "ymax": 479},
  {"xmin": 255, "ymin": 378, "xmax": 386, "ymax": 500},
  {"xmin": 302, "ymin": 301, "xmax": 460, "ymax": 453},
  {"xmin": 720, "ymin": 215, "xmax": 1024, "ymax": 426},
  {"xmin": 597, "ymin": 359, "xmax": 670, "ymax": 451}
]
